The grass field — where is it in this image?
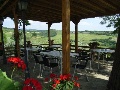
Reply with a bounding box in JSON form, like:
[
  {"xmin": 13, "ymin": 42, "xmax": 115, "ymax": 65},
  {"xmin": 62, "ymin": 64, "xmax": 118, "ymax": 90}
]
[{"xmin": 2, "ymin": 28, "xmax": 117, "ymax": 48}]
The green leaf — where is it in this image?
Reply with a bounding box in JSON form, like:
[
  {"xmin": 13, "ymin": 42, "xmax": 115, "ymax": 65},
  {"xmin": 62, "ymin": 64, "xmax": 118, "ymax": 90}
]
[
  {"xmin": 0, "ymin": 78, "xmax": 15, "ymax": 90},
  {"xmin": 0, "ymin": 69, "xmax": 19, "ymax": 90}
]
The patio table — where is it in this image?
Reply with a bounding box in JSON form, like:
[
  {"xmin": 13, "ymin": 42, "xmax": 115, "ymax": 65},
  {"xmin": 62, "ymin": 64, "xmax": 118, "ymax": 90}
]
[
  {"xmin": 50, "ymin": 45, "xmax": 62, "ymax": 50},
  {"xmin": 90, "ymin": 49, "xmax": 115, "ymax": 70},
  {"xmin": 20, "ymin": 47, "xmax": 41, "ymax": 61},
  {"xmin": 40, "ymin": 51, "xmax": 79, "ymax": 74}
]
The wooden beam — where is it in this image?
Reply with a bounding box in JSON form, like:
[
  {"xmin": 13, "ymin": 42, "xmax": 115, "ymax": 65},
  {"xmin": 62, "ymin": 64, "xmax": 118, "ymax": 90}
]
[
  {"xmin": 75, "ymin": 23, "xmax": 78, "ymax": 53},
  {"xmin": 88, "ymin": 0, "xmax": 116, "ymax": 13},
  {"xmin": 99, "ymin": 0, "xmax": 117, "ymax": 10},
  {"xmin": 108, "ymin": 0, "xmax": 120, "ymax": 9},
  {"xmin": 102, "ymin": 0, "xmax": 120, "ymax": 11},
  {"xmin": 72, "ymin": 17, "xmax": 80, "ymax": 53},
  {"xmin": 0, "ymin": 0, "xmax": 18, "ymax": 17},
  {"xmin": 12, "ymin": 7, "xmax": 20, "ymax": 57},
  {"xmin": 62, "ymin": 0, "xmax": 70, "ymax": 74},
  {"xmin": 30, "ymin": 2, "xmax": 84, "ymax": 20},
  {"xmin": 76, "ymin": 0, "xmax": 106, "ymax": 13},
  {"xmin": 0, "ymin": 17, "xmax": 7, "ymax": 64},
  {"xmin": 47, "ymin": 22, "xmax": 52, "ymax": 46},
  {"xmin": 27, "ymin": 15, "xmax": 61, "ymax": 22},
  {"xmin": 0, "ymin": 0, "xmax": 9, "ymax": 10},
  {"xmin": 71, "ymin": 2, "xmax": 96, "ymax": 14}
]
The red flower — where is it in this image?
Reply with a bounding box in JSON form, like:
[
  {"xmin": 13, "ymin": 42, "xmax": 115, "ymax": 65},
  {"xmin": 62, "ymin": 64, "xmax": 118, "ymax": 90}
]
[
  {"xmin": 53, "ymin": 78, "xmax": 60, "ymax": 84},
  {"xmin": 23, "ymin": 78, "xmax": 42, "ymax": 90},
  {"xmin": 22, "ymin": 86, "xmax": 33, "ymax": 90},
  {"xmin": 46, "ymin": 73, "xmax": 80, "ymax": 90},
  {"xmin": 74, "ymin": 76, "xmax": 79, "ymax": 81},
  {"xmin": 44, "ymin": 77, "xmax": 49, "ymax": 82},
  {"xmin": 17, "ymin": 60, "xmax": 26, "ymax": 70},
  {"xmin": 7, "ymin": 57, "xmax": 20, "ymax": 64},
  {"xmin": 52, "ymin": 84, "xmax": 57, "ymax": 88},
  {"xmin": 60, "ymin": 74, "xmax": 71, "ymax": 81},
  {"xmin": 74, "ymin": 81, "xmax": 80, "ymax": 87},
  {"xmin": 50, "ymin": 73, "xmax": 57, "ymax": 79},
  {"xmin": 7, "ymin": 56, "xmax": 26, "ymax": 70}
]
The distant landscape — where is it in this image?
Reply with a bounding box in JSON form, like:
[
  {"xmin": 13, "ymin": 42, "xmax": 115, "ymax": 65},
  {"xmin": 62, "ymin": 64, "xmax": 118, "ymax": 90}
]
[{"xmin": 1, "ymin": 27, "xmax": 117, "ymax": 48}]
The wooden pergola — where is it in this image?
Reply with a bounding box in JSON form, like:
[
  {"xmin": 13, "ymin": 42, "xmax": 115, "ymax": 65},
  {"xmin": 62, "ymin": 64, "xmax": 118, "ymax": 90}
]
[{"xmin": 1, "ymin": 0, "xmax": 120, "ymax": 75}]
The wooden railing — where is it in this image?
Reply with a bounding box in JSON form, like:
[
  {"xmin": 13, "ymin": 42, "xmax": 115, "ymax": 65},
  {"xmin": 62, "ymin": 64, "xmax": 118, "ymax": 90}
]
[
  {"xmin": 4, "ymin": 47, "xmax": 15, "ymax": 57},
  {"xmin": 4, "ymin": 44, "xmax": 115, "ymax": 57}
]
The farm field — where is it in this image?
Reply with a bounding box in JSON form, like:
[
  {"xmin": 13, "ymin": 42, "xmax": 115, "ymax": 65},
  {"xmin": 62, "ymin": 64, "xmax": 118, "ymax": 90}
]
[{"xmin": 2, "ymin": 27, "xmax": 117, "ymax": 48}]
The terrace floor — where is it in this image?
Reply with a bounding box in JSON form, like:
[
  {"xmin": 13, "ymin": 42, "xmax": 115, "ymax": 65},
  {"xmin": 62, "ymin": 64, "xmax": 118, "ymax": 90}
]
[{"xmin": 0, "ymin": 55, "xmax": 113, "ymax": 90}]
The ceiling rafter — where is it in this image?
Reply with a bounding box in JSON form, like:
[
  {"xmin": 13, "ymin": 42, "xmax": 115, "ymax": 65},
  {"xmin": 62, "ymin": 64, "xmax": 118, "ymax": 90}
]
[
  {"xmin": 1, "ymin": 0, "xmax": 120, "ymax": 22},
  {"xmin": 29, "ymin": 7, "xmax": 61, "ymax": 17},
  {"xmin": 89, "ymin": 0, "xmax": 116, "ymax": 13},
  {"xmin": 78, "ymin": 0, "xmax": 106, "ymax": 13},
  {"xmin": 98, "ymin": 0, "xmax": 117, "ymax": 10},
  {"xmin": 71, "ymin": 3, "xmax": 96, "ymax": 15},
  {"xmin": 27, "ymin": 13, "xmax": 61, "ymax": 21},
  {"xmin": 0, "ymin": 0, "xmax": 18, "ymax": 17},
  {"xmin": 106, "ymin": 0, "xmax": 120, "ymax": 9},
  {"xmin": 28, "ymin": 16, "xmax": 61, "ymax": 22},
  {"xmin": 29, "ymin": 2, "xmax": 86, "ymax": 19},
  {"xmin": 0, "ymin": 0, "xmax": 9, "ymax": 10},
  {"xmin": 71, "ymin": 0, "xmax": 106, "ymax": 16}
]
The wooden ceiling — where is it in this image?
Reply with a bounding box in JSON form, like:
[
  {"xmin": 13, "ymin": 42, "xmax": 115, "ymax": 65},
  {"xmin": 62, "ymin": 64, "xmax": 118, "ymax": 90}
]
[{"xmin": 1, "ymin": 0, "xmax": 120, "ymax": 22}]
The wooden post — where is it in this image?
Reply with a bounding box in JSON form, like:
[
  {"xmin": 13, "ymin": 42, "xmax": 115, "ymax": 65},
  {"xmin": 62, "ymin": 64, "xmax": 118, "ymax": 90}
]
[
  {"xmin": 62, "ymin": 0, "xmax": 70, "ymax": 74},
  {"xmin": 0, "ymin": 17, "xmax": 7, "ymax": 64},
  {"xmin": 72, "ymin": 18, "xmax": 80, "ymax": 53},
  {"xmin": 0, "ymin": 22, "xmax": 2, "ymax": 42},
  {"xmin": 12, "ymin": 8, "xmax": 20, "ymax": 57},
  {"xmin": 47, "ymin": 22, "xmax": 52, "ymax": 46}
]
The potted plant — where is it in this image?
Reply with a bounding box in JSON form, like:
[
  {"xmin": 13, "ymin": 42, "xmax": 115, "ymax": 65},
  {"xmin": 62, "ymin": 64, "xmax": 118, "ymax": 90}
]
[
  {"xmin": 22, "ymin": 78, "xmax": 42, "ymax": 90},
  {"xmin": 0, "ymin": 56, "xmax": 27, "ymax": 90},
  {"xmin": 44, "ymin": 73, "xmax": 80, "ymax": 90},
  {"xmin": 88, "ymin": 42, "xmax": 100, "ymax": 49}
]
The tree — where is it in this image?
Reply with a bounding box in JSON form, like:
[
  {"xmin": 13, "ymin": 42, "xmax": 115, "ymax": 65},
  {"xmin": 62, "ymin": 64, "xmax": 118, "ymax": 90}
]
[
  {"xmin": 100, "ymin": 14, "xmax": 120, "ymax": 34},
  {"xmin": 40, "ymin": 30, "xmax": 57, "ymax": 37},
  {"xmin": 101, "ymin": 14, "xmax": 120, "ymax": 90}
]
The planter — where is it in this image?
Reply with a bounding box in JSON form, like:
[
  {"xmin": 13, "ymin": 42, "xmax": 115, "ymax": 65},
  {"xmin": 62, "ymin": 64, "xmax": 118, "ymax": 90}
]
[{"xmin": 88, "ymin": 42, "xmax": 100, "ymax": 49}]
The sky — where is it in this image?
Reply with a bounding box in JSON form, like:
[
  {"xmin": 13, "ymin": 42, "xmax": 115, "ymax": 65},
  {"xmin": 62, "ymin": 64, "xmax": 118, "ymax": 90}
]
[{"xmin": 3, "ymin": 17, "xmax": 115, "ymax": 31}]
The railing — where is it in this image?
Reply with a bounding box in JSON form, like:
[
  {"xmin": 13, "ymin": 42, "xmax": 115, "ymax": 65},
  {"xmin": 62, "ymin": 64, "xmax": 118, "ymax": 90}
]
[
  {"xmin": 4, "ymin": 44, "xmax": 115, "ymax": 57},
  {"xmin": 4, "ymin": 47, "xmax": 15, "ymax": 57}
]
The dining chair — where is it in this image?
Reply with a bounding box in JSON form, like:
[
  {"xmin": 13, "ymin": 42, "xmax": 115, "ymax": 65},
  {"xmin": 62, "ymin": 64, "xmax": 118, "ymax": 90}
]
[
  {"xmin": 42, "ymin": 55, "xmax": 59, "ymax": 74},
  {"xmin": 105, "ymin": 52, "xmax": 114, "ymax": 67},
  {"xmin": 33, "ymin": 54, "xmax": 44, "ymax": 78},
  {"xmin": 72, "ymin": 50, "xmax": 90, "ymax": 82}
]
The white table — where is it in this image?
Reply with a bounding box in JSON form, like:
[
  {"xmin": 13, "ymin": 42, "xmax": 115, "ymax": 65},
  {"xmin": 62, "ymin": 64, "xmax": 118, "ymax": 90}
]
[
  {"xmin": 91, "ymin": 49, "xmax": 115, "ymax": 70},
  {"xmin": 40, "ymin": 51, "xmax": 79, "ymax": 74},
  {"xmin": 50, "ymin": 45, "xmax": 62, "ymax": 50},
  {"xmin": 21, "ymin": 47, "xmax": 41, "ymax": 61}
]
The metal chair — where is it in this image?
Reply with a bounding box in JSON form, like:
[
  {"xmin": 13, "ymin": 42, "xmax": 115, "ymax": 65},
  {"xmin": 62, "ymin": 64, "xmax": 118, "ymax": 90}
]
[
  {"xmin": 33, "ymin": 54, "xmax": 44, "ymax": 78},
  {"xmin": 42, "ymin": 55, "xmax": 58, "ymax": 74},
  {"xmin": 72, "ymin": 50, "xmax": 90, "ymax": 82},
  {"xmin": 105, "ymin": 52, "xmax": 114, "ymax": 67}
]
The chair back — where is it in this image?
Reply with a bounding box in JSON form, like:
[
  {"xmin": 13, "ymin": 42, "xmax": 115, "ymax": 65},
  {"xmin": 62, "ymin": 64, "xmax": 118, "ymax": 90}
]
[
  {"xmin": 42, "ymin": 55, "xmax": 49, "ymax": 66},
  {"xmin": 33, "ymin": 54, "xmax": 40, "ymax": 63},
  {"xmin": 77, "ymin": 50, "xmax": 90, "ymax": 66}
]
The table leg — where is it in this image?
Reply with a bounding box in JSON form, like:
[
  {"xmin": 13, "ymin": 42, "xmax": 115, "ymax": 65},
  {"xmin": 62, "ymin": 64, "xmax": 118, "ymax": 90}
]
[
  {"xmin": 97, "ymin": 52, "xmax": 100, "ymax": 70},
  {"xmin": 27, "ymin": 50, "xmax": 29, "ymax": 61},
  {"xmin": 89, "ymin": 53, "xmax": 93, "ymax": 70}
]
